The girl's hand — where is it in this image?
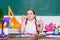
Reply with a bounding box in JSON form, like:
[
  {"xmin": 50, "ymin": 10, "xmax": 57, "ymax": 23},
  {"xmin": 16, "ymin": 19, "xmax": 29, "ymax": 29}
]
[
  {"xmin": 37, "ymin": 18, "xmax": 43, "ymax": 25},
  {"xmin": 21, "ymin": 15, "xmax": 27, "ymax": 22}
]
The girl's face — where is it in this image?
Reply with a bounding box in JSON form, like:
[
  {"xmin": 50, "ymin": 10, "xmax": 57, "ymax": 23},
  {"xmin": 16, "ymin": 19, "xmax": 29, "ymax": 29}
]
[{"xmin": 27, "ymin": 10, "xmax": 35, "ymax": 20}]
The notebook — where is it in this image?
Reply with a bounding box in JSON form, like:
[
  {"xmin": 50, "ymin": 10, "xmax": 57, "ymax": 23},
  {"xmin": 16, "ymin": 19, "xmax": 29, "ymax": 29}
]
[
  {"xmin": 10, "ymin": 34, "xmax": 33, "ymax": 37},
  {"xmin": 46, "ymin": 34, "xmax": 60, "ymax": 38}
]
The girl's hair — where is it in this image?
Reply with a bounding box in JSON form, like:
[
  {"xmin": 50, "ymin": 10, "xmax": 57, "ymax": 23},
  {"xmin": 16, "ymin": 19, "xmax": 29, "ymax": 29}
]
[{"xmin": 25, "ymin": 9, "xmax": 37, "ymax": 25}]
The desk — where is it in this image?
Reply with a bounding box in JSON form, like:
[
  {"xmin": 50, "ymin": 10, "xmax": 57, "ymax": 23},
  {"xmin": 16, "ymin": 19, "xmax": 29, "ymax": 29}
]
[
  {"xmin": 5, "ymin": 37, "xmax": 60, "ymax": 40},
  {"xmin": 8, "ymin": 37, "xmax": 60, "ymax": 40},
  {"xmin": 0, "ymin": 35, "xmax": 60, "ymax": 40},
  {"xmin": 8, "ymin": 35, "xmax": 60, "ymax": 40}
]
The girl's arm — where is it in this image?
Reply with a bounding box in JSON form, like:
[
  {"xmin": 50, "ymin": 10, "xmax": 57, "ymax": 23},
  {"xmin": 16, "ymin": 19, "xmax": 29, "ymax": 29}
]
[
  {"xmin": 37, "ymin": 18, "xmax": 44, "ymax": 32},
  {"xmin": 21, "ymin": 15, "xmax": 26, "ymax": 23},
  {"xmin": 20, "ymin": 21, "xmax": 25, "ymax": 34}
]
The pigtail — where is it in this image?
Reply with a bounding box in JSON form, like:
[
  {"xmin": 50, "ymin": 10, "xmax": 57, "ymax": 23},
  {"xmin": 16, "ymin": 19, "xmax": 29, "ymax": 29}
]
[
  {"xmin": 34, "ymin": 17, "xmax": 39, "ymax": 34},
  {"xmin": 35, "ymin": 16, "xmax": 41, "ymax": 34},
  {"xmin": 34, "ymin": 17, "xmax": 37, "ymax": 27},
  {"xmin": 25, "ymin": 18, "xmax": 28, "ymax": 25},
  {"xmin": 34, "ymin": 17, "xmax": 37, "ymax": 22}
]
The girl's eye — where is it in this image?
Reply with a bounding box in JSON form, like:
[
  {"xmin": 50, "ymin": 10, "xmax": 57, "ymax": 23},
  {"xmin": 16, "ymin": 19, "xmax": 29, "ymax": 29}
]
[
  {"xmin": 27, "ymin": 13, "xmax": 29, "ymax": 15},
  {"xmin": 31, "ymin": 13, "xmax": 33, "ymax": 15},
  {"xmin": 27, "ymin": 13, "xmax": 33, "ymax": 15}
]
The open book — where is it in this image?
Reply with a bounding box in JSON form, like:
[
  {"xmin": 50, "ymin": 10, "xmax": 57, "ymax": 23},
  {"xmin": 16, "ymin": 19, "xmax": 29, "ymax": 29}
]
[{"xmin": 46, "ymin": 34, "xmax": 60, "ymax": 38}]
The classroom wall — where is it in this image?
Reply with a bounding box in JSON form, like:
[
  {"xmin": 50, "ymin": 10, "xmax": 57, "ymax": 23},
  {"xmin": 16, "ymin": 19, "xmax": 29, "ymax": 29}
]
[
  {"xmin": 0, "ymin": 16, "xmax": 60, "ymax": 34},
  {"xmin": 16, "ymin": 16, "xmax": 60, "ymax": 31},
  {"xmin": 15, "ymin": 16, "xmax": 60, "ymax": 26}
]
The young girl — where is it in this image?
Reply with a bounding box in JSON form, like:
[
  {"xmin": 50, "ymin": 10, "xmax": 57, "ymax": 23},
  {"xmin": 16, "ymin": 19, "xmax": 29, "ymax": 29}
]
[{"xmin": 21, "ymin": 9, "xmax": 43, "ymax": 36}]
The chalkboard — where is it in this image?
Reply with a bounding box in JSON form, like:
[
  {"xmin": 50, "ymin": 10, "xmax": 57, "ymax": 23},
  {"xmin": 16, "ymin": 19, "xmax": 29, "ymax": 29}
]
[{"xmin": 0, "ymin": 0, "xmax": 60, "ymax": 16}]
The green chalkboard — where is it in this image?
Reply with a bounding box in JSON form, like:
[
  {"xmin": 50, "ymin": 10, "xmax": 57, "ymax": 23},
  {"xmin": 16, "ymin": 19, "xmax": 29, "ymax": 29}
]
[{"xmin": 0, "ymin": 0, "xmax": 60, "ymax": 16}]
